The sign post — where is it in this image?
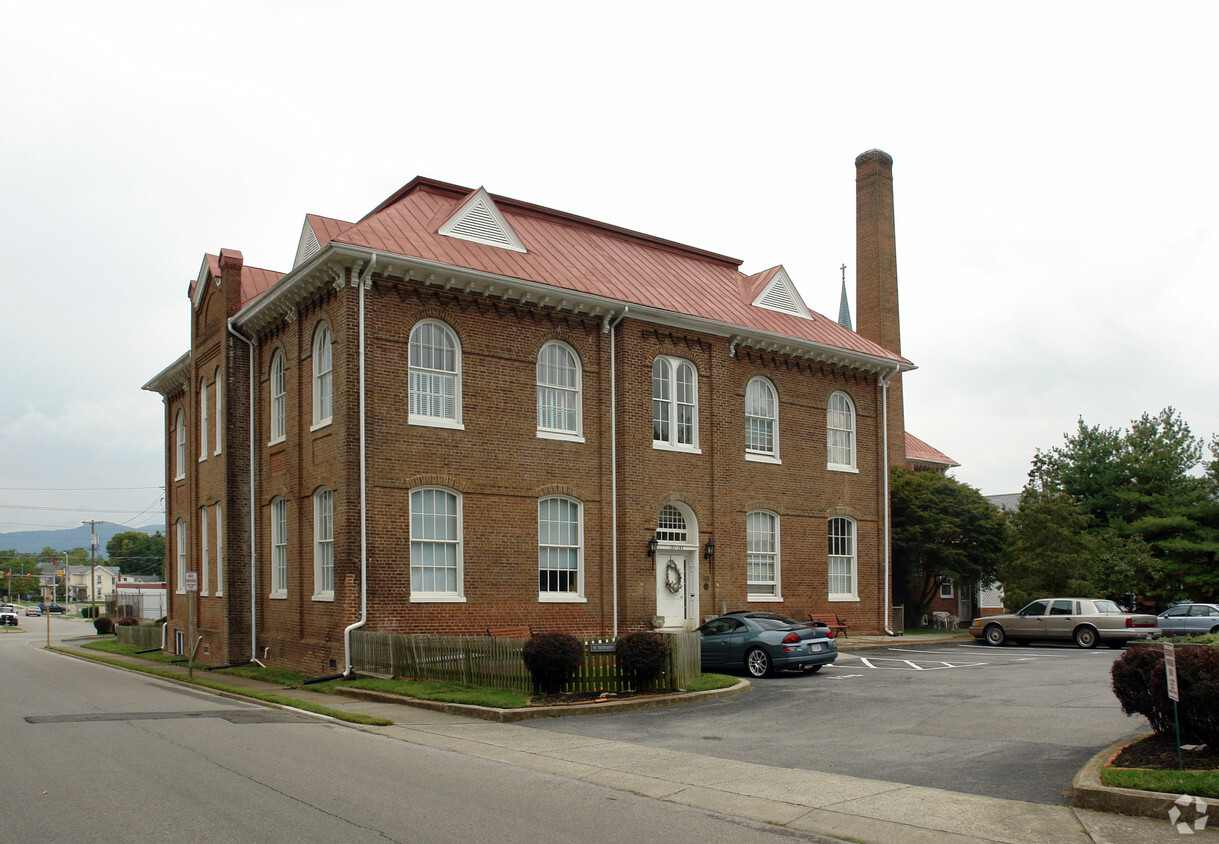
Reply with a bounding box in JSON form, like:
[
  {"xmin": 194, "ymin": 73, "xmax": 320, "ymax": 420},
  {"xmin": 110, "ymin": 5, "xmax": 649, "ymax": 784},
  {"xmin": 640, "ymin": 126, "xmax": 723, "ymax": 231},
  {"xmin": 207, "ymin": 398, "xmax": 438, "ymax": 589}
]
[
  {"xmin": 184, "ymin": 572, "xmax": 198, "ymax": 680},
  {"xmin": 1164, "ymin": 642, "xmax": 1182, "ymax": 770}
]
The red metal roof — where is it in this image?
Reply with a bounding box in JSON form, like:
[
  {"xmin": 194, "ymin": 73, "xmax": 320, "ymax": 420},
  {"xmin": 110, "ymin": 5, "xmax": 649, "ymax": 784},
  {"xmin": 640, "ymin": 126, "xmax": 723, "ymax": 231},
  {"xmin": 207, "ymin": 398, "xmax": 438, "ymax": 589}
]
[
  {"xmin": 193, "ymin": 255, "xmax": 284, "ymax": 306},
  {"xmin": 905, "ymin": 432, "xmax": 959, "ymax": 468}
]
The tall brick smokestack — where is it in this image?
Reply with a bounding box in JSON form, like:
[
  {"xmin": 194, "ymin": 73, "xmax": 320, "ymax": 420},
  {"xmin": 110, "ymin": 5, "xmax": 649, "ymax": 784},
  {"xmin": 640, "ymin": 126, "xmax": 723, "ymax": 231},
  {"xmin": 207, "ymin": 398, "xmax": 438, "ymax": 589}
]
[{"xmin": 855, "ymin": 149, "xmax": 905, "ymax": 469}]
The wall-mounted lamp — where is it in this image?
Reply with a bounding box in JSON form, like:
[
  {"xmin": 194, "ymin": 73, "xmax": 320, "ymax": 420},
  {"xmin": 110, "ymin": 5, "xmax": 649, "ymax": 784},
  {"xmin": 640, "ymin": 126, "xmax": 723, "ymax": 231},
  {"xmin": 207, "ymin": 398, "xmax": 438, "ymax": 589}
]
[
  {"xmin": 704, "ymin": 539, "xmax": 716, "ymax": 560},
  {"xmin": 647, "ymin": 537, "xmax": 658, "ymax": 558}
]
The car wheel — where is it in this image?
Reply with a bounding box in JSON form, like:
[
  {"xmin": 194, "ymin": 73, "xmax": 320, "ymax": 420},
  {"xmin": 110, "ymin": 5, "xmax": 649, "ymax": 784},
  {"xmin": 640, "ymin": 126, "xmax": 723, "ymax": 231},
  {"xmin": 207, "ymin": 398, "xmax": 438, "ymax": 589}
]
[
  {"xmin": 1074, "ymin": 626, "xmax": 1099, "ymax": 649},
  {"xmin": 745, "ymin": 648, "xmax": 772, "ymax": 678},
  {"xmin": 804, "ymin": 665, "xmax": 823, "ymax": 674},
  {"xmin": 984, "ymin": 624, "xmax": 1006, "ymax": 646},
  {"xmin": 1211, "ymin": 625, "xmax": 1219, "ymax": 636}
]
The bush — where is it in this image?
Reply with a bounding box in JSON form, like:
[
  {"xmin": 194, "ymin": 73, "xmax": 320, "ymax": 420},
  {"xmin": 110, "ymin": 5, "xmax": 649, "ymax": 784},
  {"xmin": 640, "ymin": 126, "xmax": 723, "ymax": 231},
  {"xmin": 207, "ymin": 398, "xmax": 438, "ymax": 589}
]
[
  {"xmin": 116, "ymin": 617, "xmax": 138, "ymax": 626},
  {"xmin": 521, "ymin": 632, "xmax": 584, "ymax": 694},
  {"xmin": 615, "ymin": 631, "xmax": 670, "ymax": 691},
  {"xmin": 1111, "ymin": 643, "xmax": 1219, "ymax": 747},
  {"xmin": 93, "ymin": 616, "xmax": 115, "ymax": 635},
  {"xmin": 82, "ymin": 606, "xmax": 100, "ymax": 619}
]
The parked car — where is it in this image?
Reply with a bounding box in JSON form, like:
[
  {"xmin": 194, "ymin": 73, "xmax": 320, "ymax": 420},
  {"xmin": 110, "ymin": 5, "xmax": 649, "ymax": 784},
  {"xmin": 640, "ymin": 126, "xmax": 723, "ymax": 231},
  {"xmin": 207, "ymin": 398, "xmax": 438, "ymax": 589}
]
[
  {"xmin": 698, "ymin": 611, "xmax": 837, "ymax": 677},
  {"xmin": 25, "ymin": 605, "xmax": 42, "ymax": 617},
  {"xmin": 41, "ymin": 603, "xmax": 67, "ymax": 614},
  {"xmin": 1156, "ymin": 603, "xmax": 1219, "ymax": 637},
  {"xmin": 969, "ymin": 598, "xmax": 1159, "ymax": 649},
  {"xmin": 0, "ymin": 605, "xmax": 18, "ymax": 626}
]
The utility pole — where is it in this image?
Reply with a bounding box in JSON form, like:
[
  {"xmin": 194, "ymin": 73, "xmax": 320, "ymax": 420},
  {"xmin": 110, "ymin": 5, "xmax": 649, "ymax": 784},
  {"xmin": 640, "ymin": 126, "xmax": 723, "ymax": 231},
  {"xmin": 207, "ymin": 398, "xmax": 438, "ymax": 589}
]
[{"xmin": 83, "ymin": 520, "xmax": 100, "ymax": 613}]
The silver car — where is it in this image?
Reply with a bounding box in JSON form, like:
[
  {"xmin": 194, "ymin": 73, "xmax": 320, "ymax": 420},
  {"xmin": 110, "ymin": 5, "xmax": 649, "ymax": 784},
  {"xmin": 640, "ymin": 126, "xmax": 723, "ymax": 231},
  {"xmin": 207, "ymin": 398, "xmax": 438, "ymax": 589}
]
[
  {"xmin": 1156, "ymin": 603, "xmax": 1219, "ymax": 637},
  {"xmin": 969, "ymin": 598, "xmax": 1159, "ymax": 649}
]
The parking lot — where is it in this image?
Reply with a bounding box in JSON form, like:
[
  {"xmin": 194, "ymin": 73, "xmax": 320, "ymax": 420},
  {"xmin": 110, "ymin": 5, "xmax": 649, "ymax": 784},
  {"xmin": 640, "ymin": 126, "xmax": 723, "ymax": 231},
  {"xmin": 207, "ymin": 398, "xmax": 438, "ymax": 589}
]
[{"xmin": 523, "ymin": 641, "xmax": 1146, "ymax": 805}]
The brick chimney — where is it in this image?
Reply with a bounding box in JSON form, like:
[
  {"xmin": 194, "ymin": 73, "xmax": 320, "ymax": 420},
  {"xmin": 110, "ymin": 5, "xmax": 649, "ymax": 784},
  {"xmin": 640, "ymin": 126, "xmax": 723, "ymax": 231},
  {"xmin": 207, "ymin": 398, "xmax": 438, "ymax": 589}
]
[
  {"xmin": 855, "ymin": 149, "xmax": 905, "ymax": 468},
  {"xmin": 218, "ymin": 248, "xmax": 245, "ymax": 318}
]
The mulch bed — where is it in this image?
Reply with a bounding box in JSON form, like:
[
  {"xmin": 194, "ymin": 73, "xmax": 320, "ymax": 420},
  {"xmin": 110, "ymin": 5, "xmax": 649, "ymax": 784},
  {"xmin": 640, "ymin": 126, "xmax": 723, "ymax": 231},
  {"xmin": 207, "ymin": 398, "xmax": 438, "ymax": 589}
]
[
  {"xmin": 528, "ymin": 690, "xmax": 671, "ymax": 706},
  {"xmin": 1110, "ymin": 732, "xmax": 1219, "ymax": 770}
]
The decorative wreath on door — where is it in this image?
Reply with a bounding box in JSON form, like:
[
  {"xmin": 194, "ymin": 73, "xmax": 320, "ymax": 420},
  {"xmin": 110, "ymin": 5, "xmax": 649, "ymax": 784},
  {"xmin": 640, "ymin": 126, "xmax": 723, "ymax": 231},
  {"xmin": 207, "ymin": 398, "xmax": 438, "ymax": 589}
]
[{"xmin": 664, "ymin": 560, "xmax": 683, "ymax": 594}]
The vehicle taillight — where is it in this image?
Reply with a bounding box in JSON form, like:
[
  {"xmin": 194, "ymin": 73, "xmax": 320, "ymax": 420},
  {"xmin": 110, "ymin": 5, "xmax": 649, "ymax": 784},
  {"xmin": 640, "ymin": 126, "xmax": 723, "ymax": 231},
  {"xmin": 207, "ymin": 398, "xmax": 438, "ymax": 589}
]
[
  {"xmin": 1126, "ymin": 617, "xmax": 1133, "ymax": 628},
  {"xmin": 782, "ymin": 632, "xmax": 801, "ymax": 644}
]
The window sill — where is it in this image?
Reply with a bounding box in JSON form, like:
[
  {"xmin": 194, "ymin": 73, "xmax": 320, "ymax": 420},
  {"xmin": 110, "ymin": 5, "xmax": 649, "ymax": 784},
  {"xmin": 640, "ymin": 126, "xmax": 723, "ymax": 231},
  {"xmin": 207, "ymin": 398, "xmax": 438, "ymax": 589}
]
[
  {"xmin": 311, "ymin": 592, "xmax": 335, "ymax": 602},
  {"xmin": 269, "ymin": 591, "xmax": 287, "ymax": 600},
  {"xmin": 410, "ymin": 594, "xmax": 467, "ymax": 603},
  {"xmin": 268, "ymin": 436, "xmax": 286, "ymax": 447},
  {"xmin": 746, "ymin": 452, "xmax": 781, "ymax": 464},
  {"xmin": 198, "ymin": 455, "xmax": 207, "ymax": 463},
  {"xmin": 537, "ymin": 430, "xmax": 585, "ymax": 444},
  {"xmin": 310, "ymin": 419, "xmax": 333, "ymax": 433},
  {"xmin": 174, "ymin": 475, "xmax": 186, "ymax": 483},
  {"xmin": 827, "ymin": 464, "xmax": 859, "ymax": 474},
  {"xmin": 409, "ymin": 417, "xmax": 465, "ymax": 431},
  {"xmin": 747, "ymin": 594, "xmax": 782, "ymax": 602},
  {"xmin": 539, "ymin": 593, "xmax": 586, "ymax": 603},
  {"xmin": 652, "ymin": 442, "xmax": 701, "ymax": 455},
  {"xmin": 828, "ymin": 595, "xmax": 860, "ymax": 602}
]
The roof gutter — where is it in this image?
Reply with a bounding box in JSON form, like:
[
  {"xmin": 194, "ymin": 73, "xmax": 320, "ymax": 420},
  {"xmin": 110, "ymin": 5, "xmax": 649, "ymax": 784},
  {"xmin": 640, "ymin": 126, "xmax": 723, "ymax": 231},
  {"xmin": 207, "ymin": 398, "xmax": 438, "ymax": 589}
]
[
  {"xmin": 342, "ymin": 254, "xmax": 376, "ymax": 677},
  {"xmin": 225, "ymin": 319, "xmax": 261, "ymax": 663}
]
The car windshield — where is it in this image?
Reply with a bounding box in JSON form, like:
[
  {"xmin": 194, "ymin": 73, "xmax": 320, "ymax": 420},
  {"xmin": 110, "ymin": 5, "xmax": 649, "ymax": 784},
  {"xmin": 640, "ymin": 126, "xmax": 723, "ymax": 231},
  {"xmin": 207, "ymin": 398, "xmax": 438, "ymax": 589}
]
[
  {"xmin": 749, "ymin": 615, "xmax": 801, "ymax": 630},
  {"xmin": 1092, "ymin": 600, "xmax": 1122, "ymax": 614}
]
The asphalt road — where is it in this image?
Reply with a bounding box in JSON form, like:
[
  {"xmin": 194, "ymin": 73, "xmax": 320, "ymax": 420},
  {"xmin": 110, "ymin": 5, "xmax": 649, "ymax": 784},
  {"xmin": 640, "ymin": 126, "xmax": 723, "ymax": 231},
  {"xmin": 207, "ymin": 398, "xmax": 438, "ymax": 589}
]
[
  {"xmin": 1, "ymin": 622, "xmax": 838, "ymax": 843},
  {"xmin": 522, "ymin": 640, "xmax": 1149, "ymax": 805}
]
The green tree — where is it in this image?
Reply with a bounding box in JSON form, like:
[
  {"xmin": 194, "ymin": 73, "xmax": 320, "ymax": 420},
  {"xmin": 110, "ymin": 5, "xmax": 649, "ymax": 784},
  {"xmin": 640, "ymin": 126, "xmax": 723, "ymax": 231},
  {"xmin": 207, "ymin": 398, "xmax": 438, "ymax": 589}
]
[
  {"xmin": 105, "ymin": 531, "xmax": 165, "ymax": 578},
  {"xmin": 889, "ymin": 467, "xmax": 1007, "ymax": 625}
]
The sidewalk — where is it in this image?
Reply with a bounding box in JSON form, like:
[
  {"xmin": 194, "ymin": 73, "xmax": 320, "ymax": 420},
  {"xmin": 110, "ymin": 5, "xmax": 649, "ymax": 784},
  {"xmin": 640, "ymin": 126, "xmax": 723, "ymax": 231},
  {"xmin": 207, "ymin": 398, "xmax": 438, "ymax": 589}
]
[{"xmin": 52, "ymin": 638, "xmax": 1216, "ymax": 844}]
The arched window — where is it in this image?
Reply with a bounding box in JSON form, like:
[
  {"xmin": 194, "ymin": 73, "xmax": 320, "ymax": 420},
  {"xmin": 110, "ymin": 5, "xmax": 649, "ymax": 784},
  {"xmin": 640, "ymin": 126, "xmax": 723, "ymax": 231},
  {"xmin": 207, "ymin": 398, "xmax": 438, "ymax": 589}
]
[
  {"xmin": 656, "ymin": 504, "xmax": 689, "ymax": 544},
  {"xmin": 827, "ymin": 392, "xmax": 856, "ymax": 470},
  {"xmin": 213, "ymin": 367, "xmax": 222, "ymax": 455},
  {"xmin": 175, "ymin": 518, "xmax": 187, "ymax": 593},
  {"xmin": 652, "ymin": 356, "xmax": 697, "ymax": 449},
  {"xmin": 175, "ymin": 411, "xmax": 186, "ymax": 480},
  {"xmin": 410, "ymin": 487, "xmax": 463, "ymax": 600},
  {"xmin": 312, "ymin": 323, "xmax": 333, "ymax": 427},
  {"xmin": 199, "ymin": 378, "xmax": 208, "ymax": 460},
  {"xmin": 313, "ymin": 487, "xmax": 334, "ymax": 599},
  {"xmin": 746, "ymin": 510, "xmax": 780, "ymax": 598},
  {"xmin": 828, "ymin": 517, "xmax": 857, "ymax": 600},
  {"xmin": 269, "ymin": 351, "xmax": 286, "ymax": 443},
  {"xmin": 409, "ymin": 320, "xmax": 461, "ymax": 427},
  {"xmin": 538, "ymin": 496, "xmax": 583, "ymax": 598},
  {"xmin": 537, "ymin": 341, "xmax": 581, "ymax": 438},
  {"xmin": 745, "ymin": 377, "xmax": 778, "ymax": 459},
  {"xmin": 270, "ymin": 497, "xmax": 287, "ymax": 597}
]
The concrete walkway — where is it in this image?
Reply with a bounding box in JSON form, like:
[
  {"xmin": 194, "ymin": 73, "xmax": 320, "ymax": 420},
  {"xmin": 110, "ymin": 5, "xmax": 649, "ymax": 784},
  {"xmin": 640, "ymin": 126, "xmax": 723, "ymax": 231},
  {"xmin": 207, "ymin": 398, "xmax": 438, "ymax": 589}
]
[{"xmin": 52, "ymin": 637, "xmax": 1217, "ymax": 844}]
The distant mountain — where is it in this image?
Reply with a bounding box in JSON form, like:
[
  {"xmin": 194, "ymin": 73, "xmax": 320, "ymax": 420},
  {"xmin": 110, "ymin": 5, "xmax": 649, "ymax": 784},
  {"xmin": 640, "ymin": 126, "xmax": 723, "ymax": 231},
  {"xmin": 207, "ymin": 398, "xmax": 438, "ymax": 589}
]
[{"xmin": 0, "ymin": 523, "xmax": 164, "ymax": 557}]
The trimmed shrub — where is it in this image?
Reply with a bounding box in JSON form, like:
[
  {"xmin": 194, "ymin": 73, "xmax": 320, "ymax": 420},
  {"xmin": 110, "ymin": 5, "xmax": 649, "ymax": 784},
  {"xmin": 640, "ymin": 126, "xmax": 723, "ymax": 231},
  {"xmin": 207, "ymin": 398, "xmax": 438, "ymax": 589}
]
[
  {"xmin": 116, "ymin": 617, "xmax": 138, "ymax": 626},
  {"xmin": 93, "ymin": 616, "xmax": 116, "ymax": 635},
  {"xmin": 521, "ymin": 632, "xmax": 584, "ymax": 694},
  {"xmin": 82, "ymin": 606, "xmax": 100, "ymax": 619},
  {"xmin": 1111, "ymin": 643, "xmax": 1219, "ymax": 746},
  {"xmin": 615, "ymin": 631, "xmax": 670, "ymax": 692}
]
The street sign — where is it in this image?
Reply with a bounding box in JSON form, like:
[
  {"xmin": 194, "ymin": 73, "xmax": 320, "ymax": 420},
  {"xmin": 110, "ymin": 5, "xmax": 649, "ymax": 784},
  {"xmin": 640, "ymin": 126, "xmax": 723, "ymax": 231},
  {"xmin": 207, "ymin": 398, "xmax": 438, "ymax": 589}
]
[
  {"xmin": 184, "ymin": 572, "xmax": 198, "ymax": 592},
  {"xmin": 1165, "ymin": 642, "xmax": 1179, "ymax": 702}
]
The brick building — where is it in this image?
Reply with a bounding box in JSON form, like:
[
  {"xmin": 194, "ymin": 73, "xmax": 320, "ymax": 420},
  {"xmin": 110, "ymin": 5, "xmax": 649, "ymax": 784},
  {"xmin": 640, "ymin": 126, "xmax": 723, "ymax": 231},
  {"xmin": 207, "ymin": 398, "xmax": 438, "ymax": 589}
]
[{"xmin": 145, "ymin": 150, "xmax": 925, "ymax": 675}]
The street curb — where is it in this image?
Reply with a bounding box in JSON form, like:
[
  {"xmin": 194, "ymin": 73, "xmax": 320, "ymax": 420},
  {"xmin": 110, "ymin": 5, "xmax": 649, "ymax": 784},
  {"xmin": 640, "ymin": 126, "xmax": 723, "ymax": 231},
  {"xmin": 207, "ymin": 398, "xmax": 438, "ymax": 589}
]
[
  {"xmin": 1071, "ymin": 734, "xmax": 1191, "ymax": 821},
  {"xmin": 333, "ymin": 678, "xmax": 751, "ymax": 721}
]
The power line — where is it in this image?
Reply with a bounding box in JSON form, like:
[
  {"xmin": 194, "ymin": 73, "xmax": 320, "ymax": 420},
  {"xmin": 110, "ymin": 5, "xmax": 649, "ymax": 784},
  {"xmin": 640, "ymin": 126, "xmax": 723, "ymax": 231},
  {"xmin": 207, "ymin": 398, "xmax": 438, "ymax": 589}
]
[
  {"xmin": 0, "ymin": 504, "xmax": 161, "ymax": 514},
  {"xmin": 0, "ymin": 486, "xmax": 164, "ymax": 491}
]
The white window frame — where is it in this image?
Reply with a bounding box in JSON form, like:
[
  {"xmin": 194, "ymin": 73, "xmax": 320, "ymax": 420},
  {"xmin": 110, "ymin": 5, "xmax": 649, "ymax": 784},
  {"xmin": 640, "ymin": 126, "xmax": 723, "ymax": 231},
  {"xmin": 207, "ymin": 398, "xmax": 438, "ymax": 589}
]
[
  {"xmin": 199, "ymin": 506, "xmax": 209, "ymax": 596},
  {"xmin": 828, "ymin": 517, "xmax": 858, "ymax": 601},
  {"xmin": 312, "ymin": 323, "xmax": 333, "ymax": 430},
  {"xmin": 536, "ymin": 341, "xmax": 583, "ymax": 441},
  {"xmin": 270, "ymin": 497, "xmax": 287, "ymax": 598},
  {"xmin": 215, "ymin": 503, "xmax": 223, "ymax": 597},
  {"xmin": 745, "ymin": 377, "xmax": 780, "ymax": 463},
  {"xmin": 269, "ymin": 350, "xmax": 286, "ymax": 444},
  {"xmin": 827, "ymin": 391, "xmax": 857, "ymax": 472},
  {"xmin": 174, "ymin": 411, "xmax": 186, "ymax": 480},
  {"xmin": 312, "ymin": 487, "xmax": 334, "ymax": 600},
  {"xmin": 198, "ymin": 378, "xmax": 208, "ymax": 461},
  {"xmin": 408, "ymin": 319, "xmax": 463, "ymax": 429},
  {"xmin": 175, "ymin": 519, "xmax": 187, "ymax": 594},
  {"xmin": 409, "ymin": 486, "xmax": 465, "ymax": 602},
  {"xmin": 213, "ymin": 367, "xmax": 222, "ymax": 455},
  {"xmin": 746, "ymin": 510, "xmax": 781, "ymax": 600},
  {"xmin": 538, "ymin": 496, "xmax": 585, "ymax": 602},
  {"xmin": 652, "ymin": 356, "xmax": 699, "ymax": 452},
  {"xmin": 939, "ymin": 578, "xmax": 954, "ymax": 599}
]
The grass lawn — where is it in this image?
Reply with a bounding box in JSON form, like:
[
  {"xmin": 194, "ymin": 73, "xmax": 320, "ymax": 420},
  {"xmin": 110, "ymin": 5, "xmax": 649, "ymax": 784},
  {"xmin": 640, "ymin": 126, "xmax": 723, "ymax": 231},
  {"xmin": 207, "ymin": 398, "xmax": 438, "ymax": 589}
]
[{"xmin": 1100, "ymin": 767, "xmax": 1219, "ymax": 800}]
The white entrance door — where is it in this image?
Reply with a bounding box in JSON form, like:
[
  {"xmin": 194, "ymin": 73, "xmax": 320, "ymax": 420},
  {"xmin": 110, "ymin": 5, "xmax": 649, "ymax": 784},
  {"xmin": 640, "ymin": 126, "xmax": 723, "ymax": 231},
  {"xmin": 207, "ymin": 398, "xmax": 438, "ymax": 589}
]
[{"xmin": 655, "ymin": 550, "xmax": 698, "ymax": 630}]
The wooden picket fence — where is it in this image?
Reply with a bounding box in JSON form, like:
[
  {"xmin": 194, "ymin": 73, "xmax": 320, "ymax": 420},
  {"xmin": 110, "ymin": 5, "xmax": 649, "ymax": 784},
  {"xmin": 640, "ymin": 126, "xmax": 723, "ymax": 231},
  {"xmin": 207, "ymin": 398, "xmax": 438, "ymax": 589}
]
[
  {"xmin": 115, "ymin": 622, "xmax": 164, "ymax": 650},
  {"xmin": 350, "ymin": 630, "xmax": 700, "ymax": 694}
]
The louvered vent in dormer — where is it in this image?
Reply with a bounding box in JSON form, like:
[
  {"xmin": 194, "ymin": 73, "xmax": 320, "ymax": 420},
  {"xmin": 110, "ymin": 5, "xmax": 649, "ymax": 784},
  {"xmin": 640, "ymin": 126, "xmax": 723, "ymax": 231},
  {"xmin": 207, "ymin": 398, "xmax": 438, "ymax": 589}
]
[
  {"xmin": 751, "ymin": 267, "xmax": 810, "ymax": 319},
  {"xmin": 438, "ymin": 188, "xmax": 527, "ymax": 252},
  {"xmin": 294, "ymin": 223, "xmax": 322, "ymax": 269}
]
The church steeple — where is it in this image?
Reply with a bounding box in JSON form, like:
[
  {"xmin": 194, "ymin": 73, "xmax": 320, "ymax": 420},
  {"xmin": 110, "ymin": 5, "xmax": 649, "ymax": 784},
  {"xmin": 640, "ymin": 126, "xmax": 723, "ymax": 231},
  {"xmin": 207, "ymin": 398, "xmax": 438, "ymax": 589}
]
[{"xmin": 837, "ymin": 263, "xmax": 853, "ymax": 330}]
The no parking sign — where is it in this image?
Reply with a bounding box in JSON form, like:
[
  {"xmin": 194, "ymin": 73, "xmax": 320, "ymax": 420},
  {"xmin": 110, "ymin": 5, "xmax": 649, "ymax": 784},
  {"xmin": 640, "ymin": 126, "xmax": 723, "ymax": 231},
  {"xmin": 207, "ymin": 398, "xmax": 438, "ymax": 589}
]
[{"xmin": 1164, "ymin": 642, "xmax": 1178, "ymax": 702}]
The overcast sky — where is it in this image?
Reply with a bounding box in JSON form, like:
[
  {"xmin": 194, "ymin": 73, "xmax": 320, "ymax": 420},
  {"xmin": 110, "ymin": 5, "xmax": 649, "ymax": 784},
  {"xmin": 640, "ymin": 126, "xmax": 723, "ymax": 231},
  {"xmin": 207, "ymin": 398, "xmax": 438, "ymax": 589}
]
[{"xmin": 2, "ymin": 1, "xmax": 1216, "ymax": 537}]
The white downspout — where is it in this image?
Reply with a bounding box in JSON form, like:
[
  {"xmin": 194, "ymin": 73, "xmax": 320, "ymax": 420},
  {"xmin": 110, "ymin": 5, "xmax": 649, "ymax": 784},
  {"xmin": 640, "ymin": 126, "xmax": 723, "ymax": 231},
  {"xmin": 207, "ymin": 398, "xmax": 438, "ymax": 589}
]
[
  {"xmin": 604, "ymin": 306, "xmax": 628, "ymax": 637},
  {"xmin": 880, "ymin": 366, "xmax": 898, "ymax": 636},
  {"xmin": 343, "ymin": 255, "xmax": 375, "ymax": 675},
  {"xmin": 226, "ymin": 320, "xmax": 260, "ymax": 662}
]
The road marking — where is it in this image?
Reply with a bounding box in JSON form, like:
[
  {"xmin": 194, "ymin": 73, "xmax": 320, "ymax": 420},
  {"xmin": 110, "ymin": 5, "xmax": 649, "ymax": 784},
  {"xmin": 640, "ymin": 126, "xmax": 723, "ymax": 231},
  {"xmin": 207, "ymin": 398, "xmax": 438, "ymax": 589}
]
[{"xmin": 856, "ymin": 656, "xmax": 988, "ymax": 671}]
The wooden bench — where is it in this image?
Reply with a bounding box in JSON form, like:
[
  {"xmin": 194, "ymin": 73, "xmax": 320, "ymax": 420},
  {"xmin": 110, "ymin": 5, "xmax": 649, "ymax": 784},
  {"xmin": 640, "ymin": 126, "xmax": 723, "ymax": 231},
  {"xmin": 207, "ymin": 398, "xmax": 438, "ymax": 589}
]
[
  {"xmin": 485, "ymin": 625, "xmax": 534, "ymax": 638},
  {"xmin": 808, "ymin": 613, "xmax": 850, "ymax": 639}
]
